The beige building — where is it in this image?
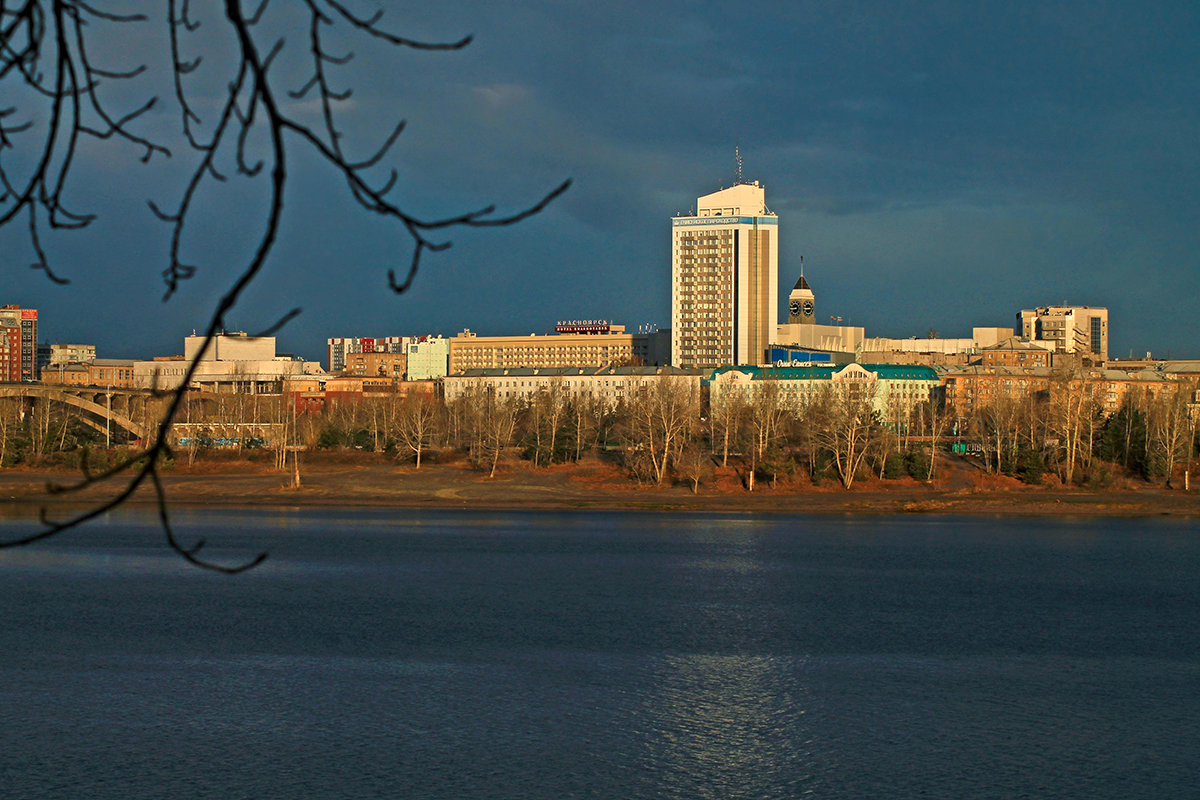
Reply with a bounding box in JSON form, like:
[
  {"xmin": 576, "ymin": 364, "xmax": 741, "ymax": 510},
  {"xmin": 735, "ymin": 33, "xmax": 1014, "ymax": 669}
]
[
  {"xmin": 40, "ymin": 358, "xmax": 138, "ymax": 388},
  {"xmin": 776, "ymin": 322, "xmax": 865, "ymax": 355},
  {"xmin": 942, "ymin": 364, "xmax": 1170, "ymax": 419},
  {"xmin": 184, "ymin": 332, "xmax": 276, "ymax": 362},
  {"xmin": 980, "ymin": 338, "xmax": 1053, "ymax": 368},
  {"xmin": 708, "ymin": 363, "xmax": 940, "ymax": 420},
  {"xmin": 861, "ymin": 327, "xmax": 1014, "ymax": 358},
  {"xmin": 1017, "ymin": 306, "xmax": 1109, "ymax": 361},
  {"xmin": 444, "ymin": 365, "xmax": 702, "ymax": 409},
  {"xmin": 671, "ymin": 182, "xmax": 778, "ymax": 369},
  {"xmin": 45, "ymin": 343, "xmax": 96, "ymax": 366},
  {"xmin": 137, "ymin": 333, "xmax": 325, "ymax": 392},
  {"xmin": 343, "ymin": 351, "xmax": 407, "ymax": 383},
  {"xmin": 448, "ymin": 325, "xmax": 651, "ymax": 372}
]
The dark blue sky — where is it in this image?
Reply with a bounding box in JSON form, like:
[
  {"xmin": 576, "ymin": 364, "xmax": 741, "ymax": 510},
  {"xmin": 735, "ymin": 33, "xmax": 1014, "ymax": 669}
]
[{"xmin": 3, "ymin": 1, "xmax": 1198, "ymax": 361}]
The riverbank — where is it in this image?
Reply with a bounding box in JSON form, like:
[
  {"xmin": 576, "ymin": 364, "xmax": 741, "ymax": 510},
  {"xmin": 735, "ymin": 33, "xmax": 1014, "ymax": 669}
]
[{"xmin": 2, "ymin": 452, "xmax": 1198, "ymax": 519}]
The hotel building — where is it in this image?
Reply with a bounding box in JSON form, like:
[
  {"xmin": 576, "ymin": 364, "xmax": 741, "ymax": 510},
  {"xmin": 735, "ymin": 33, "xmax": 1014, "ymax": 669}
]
[
  {"xmin": 671, "ymin": 182, "xmax": 778, "ymax": 369},
  {"xmin": 448, "ymin": 323, "xmax": 654, "ymax": 372}
]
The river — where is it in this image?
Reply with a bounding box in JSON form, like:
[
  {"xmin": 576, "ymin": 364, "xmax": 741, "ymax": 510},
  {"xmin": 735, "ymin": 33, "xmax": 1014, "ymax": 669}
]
[{"xmin": 2, "ymin": 509, "xmax": 1197, "ymax": 798}]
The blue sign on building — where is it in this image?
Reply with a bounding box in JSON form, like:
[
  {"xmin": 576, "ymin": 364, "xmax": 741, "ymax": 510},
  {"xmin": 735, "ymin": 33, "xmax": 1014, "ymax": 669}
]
[{"xmin": 767, "ymin": 347, "xmax": 832, "ymax": 365}]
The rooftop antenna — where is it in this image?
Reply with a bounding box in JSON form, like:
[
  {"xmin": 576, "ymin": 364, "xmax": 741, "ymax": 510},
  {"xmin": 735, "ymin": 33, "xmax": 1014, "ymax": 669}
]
[{"xmin": 735, "ymin": 145, "xmax": 744, "ymax": 184}]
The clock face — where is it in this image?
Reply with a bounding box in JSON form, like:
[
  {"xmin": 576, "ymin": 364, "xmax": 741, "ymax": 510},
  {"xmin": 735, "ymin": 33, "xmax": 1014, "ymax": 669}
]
[
  {"xmin": 802, "ymin": 299, "xmax": 814, "ymax": 316},
  {"xmin": 789, "ymin": 300, "xmax": 801, "ymax": 316}
]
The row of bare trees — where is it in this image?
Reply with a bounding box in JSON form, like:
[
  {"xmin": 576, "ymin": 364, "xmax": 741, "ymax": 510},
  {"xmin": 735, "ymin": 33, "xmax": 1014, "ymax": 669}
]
[
  {"xmin": 707, "ymin": 383, "xmax": 951, "ymax": 490},
  {"xmin": 6, "ymin": 375, "xmax": 1195, "ymax": 490},
  {"xmin": 966, "ymin": 377, "xmax": 1199, "ymax": 487}
]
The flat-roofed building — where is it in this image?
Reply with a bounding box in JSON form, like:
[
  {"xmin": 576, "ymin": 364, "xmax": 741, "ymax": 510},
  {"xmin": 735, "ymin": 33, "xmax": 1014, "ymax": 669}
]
[
  {"xmin": 185, "ymin": 332, "xmax": 276, "ymax": 362},
  {"xmin": 46, "ymin": 343, "xmax": 96, "ymax": 366},
  {"xmin": 776, "ymin": 322, "xmax": 864, "ymax": 355},
  {"xmin": 859, "ymin": 326, "xmax": 1017, "ymax": 362},
  {"xmin": 343, "ymin": 351, "xmax": 407, "ymax": 383},
  {"xmin": 449, "ymin": 323, "xmax": 651, "ymax": 372},
  {"xmin": 39, "ymin": 358, "xmax": 138, "ymax": 388},
  {"xmin": 137, "ymin": 334, "xmax": 324, "ymax": 393},
  {"xmin": 444, "ymin": 365, "xmax": 703, "ymax": 409},
  {"xmin": 405, "ymin": 336, "xmax": 450, "ymax": 380},
  {"xmin": 87, "ymin": 359, "xmax": 139, "ymax": 388},
  {"xmin": 1017, "ymin": 306, "xmax": 1108, "ymax": 361},
  {"xmin": 941, "ymin": 365, "xmax": 1170, "ymax": 419}
]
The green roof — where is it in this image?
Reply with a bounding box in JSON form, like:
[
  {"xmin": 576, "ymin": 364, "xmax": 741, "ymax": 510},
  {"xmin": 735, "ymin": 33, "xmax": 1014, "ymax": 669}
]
[{"xmin": 707, "ymin": 364, "xmax": 939, "ymax": 382}]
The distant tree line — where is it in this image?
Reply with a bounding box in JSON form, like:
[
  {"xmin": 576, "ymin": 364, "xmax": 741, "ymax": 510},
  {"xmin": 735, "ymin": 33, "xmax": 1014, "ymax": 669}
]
[{"xmin": 3, "ymin": 375, "xmax": 1196, "ymax": 491}]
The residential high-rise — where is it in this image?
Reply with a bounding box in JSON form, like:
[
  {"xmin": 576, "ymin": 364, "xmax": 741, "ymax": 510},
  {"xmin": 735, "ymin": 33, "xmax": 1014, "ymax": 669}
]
[
  {"xmin": 671, "ymin": 182, "xmax": 778, "ymax": 368},
  {"xmin": 0, "ymin": 304, "xmax": 38, "ymax": 381}
]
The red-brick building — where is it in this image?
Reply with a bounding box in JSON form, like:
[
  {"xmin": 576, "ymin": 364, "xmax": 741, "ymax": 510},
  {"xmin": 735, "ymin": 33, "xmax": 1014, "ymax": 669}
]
[{"xmin": 0, "ymin": 305, "xmax": 37, "ymax": 382}]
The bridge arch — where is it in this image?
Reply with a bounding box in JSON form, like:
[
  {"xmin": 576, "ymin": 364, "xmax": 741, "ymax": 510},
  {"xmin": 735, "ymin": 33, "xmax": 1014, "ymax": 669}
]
[{"xmin": 0, "ymin": 385, "xmax": 150, "ymax": 440}]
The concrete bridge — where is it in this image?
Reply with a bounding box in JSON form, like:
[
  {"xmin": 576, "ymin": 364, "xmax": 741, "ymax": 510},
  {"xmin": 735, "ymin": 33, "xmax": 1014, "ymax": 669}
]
[{"xmin": 0, "ymin": 383, "xmax": 154, "ymax": 442}]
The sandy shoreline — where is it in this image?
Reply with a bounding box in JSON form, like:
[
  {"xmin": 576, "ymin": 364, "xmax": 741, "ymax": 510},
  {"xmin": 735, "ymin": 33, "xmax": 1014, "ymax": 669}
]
[{"xmin": 2, "ymin": 454, "xmax": 1199, "ymax": 521}]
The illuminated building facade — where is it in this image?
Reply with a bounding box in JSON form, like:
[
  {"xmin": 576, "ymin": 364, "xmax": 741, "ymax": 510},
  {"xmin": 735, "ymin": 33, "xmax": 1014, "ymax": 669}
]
[{"xmin": 671, "ymin": 182, "xmax": 778, "ymax": 369}]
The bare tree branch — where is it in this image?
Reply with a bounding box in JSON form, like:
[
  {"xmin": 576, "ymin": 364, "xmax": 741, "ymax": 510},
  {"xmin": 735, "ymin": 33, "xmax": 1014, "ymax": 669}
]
[{"xmin": 0, "ymin": 1, "xmax": 568, "ymax": 569}]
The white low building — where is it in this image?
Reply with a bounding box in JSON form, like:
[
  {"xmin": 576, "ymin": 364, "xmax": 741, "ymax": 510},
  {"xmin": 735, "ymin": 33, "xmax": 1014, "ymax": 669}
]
[
  {"xmin": 135, "ymin": 332, "xmax": 326, "ymax": 393},
  {"xmin": 443, "ymin": 365, "xmax": 703, "ymax": 408}
]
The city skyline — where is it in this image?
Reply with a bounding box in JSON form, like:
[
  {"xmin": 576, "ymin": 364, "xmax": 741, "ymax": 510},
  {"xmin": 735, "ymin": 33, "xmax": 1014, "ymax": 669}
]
[{"xmin": 3, "ymin": 2, "xmax": 1197, "ymax": 362}]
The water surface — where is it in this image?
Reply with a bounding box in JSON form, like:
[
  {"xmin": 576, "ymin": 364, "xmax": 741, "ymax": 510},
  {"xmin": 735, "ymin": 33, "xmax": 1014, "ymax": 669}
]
[{"xmin": 2, "ymin": 510, "xmax": 1197, "ymax": 798}]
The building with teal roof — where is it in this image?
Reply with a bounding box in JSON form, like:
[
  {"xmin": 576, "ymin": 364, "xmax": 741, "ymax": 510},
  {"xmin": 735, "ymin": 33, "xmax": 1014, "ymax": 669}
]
[{"xmin": 706, "ymin": 362, "xmax": 941, "ymax": 421}]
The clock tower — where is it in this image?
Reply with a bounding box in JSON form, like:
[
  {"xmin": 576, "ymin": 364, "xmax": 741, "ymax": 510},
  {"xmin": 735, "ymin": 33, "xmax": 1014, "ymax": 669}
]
[{"xmin": 787, "ymin": 266, "xmax": 815, "ymax": 325}]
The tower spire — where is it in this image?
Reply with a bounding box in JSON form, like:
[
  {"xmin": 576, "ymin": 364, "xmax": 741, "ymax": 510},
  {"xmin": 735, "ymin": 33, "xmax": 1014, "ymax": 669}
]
[{"xmin": 735, "ymin": 145, "xmax": 743, "ymax": 185}]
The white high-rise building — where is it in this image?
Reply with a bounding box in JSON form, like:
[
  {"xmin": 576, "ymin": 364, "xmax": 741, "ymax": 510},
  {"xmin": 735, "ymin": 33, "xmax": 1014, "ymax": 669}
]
[{"xmin": 671, "ymin": 182, "xmax": 778, "ymax": 369}]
